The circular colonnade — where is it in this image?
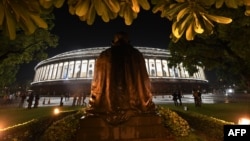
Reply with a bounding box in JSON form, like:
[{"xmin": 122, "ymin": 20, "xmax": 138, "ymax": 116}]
[{"xmin": 31, "ymin": 47, "xmax": 208, "ymax": 96}]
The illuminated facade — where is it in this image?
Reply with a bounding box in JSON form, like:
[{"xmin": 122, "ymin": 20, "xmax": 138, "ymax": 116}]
[{"xmin": 31, "ymin": 47, "xmax": 208, "ymax": 95}]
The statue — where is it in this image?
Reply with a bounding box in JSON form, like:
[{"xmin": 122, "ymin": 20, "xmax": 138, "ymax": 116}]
[{"xmin": 86, "ymin": 31, "xmax": 156, "ymax": 124}]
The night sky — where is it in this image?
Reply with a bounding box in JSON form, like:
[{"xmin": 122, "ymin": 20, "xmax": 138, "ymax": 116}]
[
  {"xmin": 48, "ymin": 4, "xmax": 172, "ymax": 56},
  {"xmin": 17, "ymin": 4, "xmax": 172, "ymax": 83}
]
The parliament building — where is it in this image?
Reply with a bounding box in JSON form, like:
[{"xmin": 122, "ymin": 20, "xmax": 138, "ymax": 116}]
[{"xmin": 31, "ymin": 47, "xmax": 208, "ymax": 96}]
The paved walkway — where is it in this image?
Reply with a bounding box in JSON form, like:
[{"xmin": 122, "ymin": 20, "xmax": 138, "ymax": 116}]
[{"xmin": 1, "ymin": 93, "xmax": 249, "ymax": 108}]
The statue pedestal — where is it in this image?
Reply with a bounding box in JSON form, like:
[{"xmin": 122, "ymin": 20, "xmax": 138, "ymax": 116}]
[{"xmin": 76, "ymin": 114, "xmax": 174, "ymax": 141}]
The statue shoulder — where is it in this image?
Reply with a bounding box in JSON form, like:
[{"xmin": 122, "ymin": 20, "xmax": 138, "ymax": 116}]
[{"xmin": 100, "ymin": 48, "xmax": 112, "ymax": 56}]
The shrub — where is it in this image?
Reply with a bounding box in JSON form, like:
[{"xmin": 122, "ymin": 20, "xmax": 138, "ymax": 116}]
[
  {"xmin": 173, "ymin": 109, "xmax": 234, "ymax": 141},
  {"xmin": 0, "ymin": 106, "xmax": 235, "ymax": 141},
  {"xmin": 0, "ymin": 110, "xmax": 78, "ymax": 141},
  {"xmin": 157, "ymin": 106, "xmax": 190, "ymax": 137},
  {"xmin": 41, "ymin": 109, "xmax": 84, "ymax": 141}
]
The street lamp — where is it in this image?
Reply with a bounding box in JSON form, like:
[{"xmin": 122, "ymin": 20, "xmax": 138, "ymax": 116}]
[
  {"xmin": 54, "ymin": 108, "xmax": 60, "ymax": 115},
  {"xmin": 238, "ymin": 118, "xmax": 250, "ymax": 125}
]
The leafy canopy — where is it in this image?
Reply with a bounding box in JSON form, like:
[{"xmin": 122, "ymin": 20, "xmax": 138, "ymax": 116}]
[
  {"xmin": 1, "ymin": 0, "xmax": 250, "ymax": 41},
  {"xmin": 0, "ymin": 13, "xmax": 58, "ymax": 89},
  {"xmin": 168, "ymin": 7, "xmax": 250, "ymax": 90}
]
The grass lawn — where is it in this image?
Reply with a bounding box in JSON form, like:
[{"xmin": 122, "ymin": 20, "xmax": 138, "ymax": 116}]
[
  {"xmin": 1, "ymin": 103, "xmax": 249, "ymax": 130},
  {"xmin": 163, "ymin": 102, "xmax": 250, "ymax": 123},
  {"xmin": 0, "ymin": 106, "xmax": 82, "ymax": 130},
  {"xmin": 0, "ymin": 103, "xmax": 249, "ymax": 141}
]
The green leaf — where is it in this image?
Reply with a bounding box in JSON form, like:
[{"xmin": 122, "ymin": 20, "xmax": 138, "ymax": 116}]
[
  {"xmin": 4, "ymin": 8, "xmax": 17, "ymax": 40},
  {"xmin": 39, "ymin": 0, "xmax": 53, "ymax": 9},
  {"xmin": 0, "ymin": 2, "xmax": 5, "ymax": 26},
  {"xmin": 30, "ymin": 14, "xmax": 48, "ymax": 29},
  {"xmin": 54, "ymin": 0, "xmax": 65, "ymax": 8}
]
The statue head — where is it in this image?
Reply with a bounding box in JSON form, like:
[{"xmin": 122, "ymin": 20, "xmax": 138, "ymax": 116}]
[{"xmin": 112, "ymin": 31, "xmax": 129, "ymax": 45}]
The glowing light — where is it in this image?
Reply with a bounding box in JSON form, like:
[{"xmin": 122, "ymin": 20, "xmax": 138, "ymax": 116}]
[
  {"xmin": 0, "ymin": 123, "xmax": 3, "ymax": 131},
  {"xmin": 238, "ymin": 118, "xmax": 250, "ymax": 125},
  {"xmin": 54, "ymin": 108, "xmax": 60, "ymax": 115},
  {"xmin": 228, "ymin": 89, "xmax": 233, "ymax": 93},
  {"xmin": 0, "ymin": 119, "xmax": 36, "ymax": 131}
]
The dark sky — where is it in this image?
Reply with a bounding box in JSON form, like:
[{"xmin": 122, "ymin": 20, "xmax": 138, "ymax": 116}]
[
  {"xmin": 48, "ymin": 4, "xmax": 172, "ymax": 56},
  {"xmin": 17, "ymin": 5, "xmax": 172, "ymax": 83}
]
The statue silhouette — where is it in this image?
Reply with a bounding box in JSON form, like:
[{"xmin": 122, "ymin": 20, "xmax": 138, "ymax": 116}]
[{"xmin": 87, "ymin": 31, "xmax": 155, "ymax": 123}]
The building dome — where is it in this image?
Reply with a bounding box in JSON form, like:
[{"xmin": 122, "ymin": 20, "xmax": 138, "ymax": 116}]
[{"xmin": 31, "ymin": 47, "xmax": 208, "ymax": 95}]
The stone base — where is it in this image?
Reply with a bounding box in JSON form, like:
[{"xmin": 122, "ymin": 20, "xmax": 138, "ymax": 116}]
[{"xmin": 76, "ymin": 114, "xmax": 174, "ymax": 141}]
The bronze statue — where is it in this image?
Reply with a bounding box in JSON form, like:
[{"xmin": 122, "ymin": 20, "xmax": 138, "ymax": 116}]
[{"xmin": 86, "ymin": 31, "xmax": 155, "ymax": 124}]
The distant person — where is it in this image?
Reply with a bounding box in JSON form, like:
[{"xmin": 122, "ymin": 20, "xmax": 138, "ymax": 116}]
[
  {"xmin": 64, "ymin": 92, "xmax": 67, "ymax": 101},
  {"xmin": 197, "ymin": 89, "xmax": 202, "ymax": 106},
  {"xmin": 42, "ymin": 98, "xmax": 46, "ymax": 105},
  {"xmin": 60, "ymin": 94, "xmax": 64, "ymax": 106},
  {"xmin": 72, "ymin": 94, "xmax": 77, "ymax": 106},
  {"xmin": 64, "ymin": 92, "xmax": 70, "ymax": 101},
  {"xmin": 177, "ymin": 89, "xmax": 182, "ymax": 106},
  {"xmin": 82, "ymin": 93, "xmax": 87, "ymax": 106},
  {"xmin": 77, "ymin": 94, "xmax": 83, "ymax": 106},
  {"xmin": 192, "ymin": 88, "xmax": 201, "ymax": 107},
  {"xmin": 33, "ymin": 93, "xmax": 40, "ymax": 108},
  {"xmin": 27, "ymin": 91, "xmax": 34, "ymax": 109},
  {"xmin": 87, "ymin": 31, "xmax": 155, "ymax": 121},
  {"xmin": 172, "ymin": 90, "xmax": 178, "ymax": 106}
]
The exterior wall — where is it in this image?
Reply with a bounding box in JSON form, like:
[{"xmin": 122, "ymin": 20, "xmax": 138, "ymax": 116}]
[
  {"xmin": 33, "ymin": 58, "xmax": 206, "ymax": 83},
  {"xmin": 31, "ymin": 47, "xmax": 208, "ymax": 96}
]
